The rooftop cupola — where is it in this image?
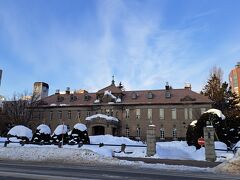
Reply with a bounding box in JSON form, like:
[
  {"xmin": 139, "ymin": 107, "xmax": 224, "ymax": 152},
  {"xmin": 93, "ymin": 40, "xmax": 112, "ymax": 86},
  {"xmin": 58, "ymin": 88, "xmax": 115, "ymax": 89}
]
[{"xmin": 111, "ymin": 75, "xmax": 115, "ymax": 85}]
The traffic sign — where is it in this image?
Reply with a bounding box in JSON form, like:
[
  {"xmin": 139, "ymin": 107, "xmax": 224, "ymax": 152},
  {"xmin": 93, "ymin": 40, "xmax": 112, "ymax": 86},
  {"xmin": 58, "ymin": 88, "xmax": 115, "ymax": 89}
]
[{"xmin": 198, "ymin": 137, "xmax": 205, "ymax": 146}]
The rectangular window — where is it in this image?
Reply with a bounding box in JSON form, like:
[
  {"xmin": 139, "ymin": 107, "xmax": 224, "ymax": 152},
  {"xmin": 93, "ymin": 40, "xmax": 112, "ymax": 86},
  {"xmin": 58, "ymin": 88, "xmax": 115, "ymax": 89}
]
[
  {"xmin": 58, "ymin": 111, "xmax": 62, "ymax": 120},
  {"xmin": 234, "ymin": 74, "xmax": 238, "ymax": 87},
  {"xmin": 160, "ymin": 128, "xmax": 165, "ymax": 139},
  {"xmin": 136, "ymin": 109, "xmax": 140, "ymax": 119},
  {"xmin": 87, "ymin": 111, "xmax": 91, "ymax": 117},
  {"xmin": 173, "ymin": 128, "xmax": 177, "ymax": 139},
  {"xmin": 137, "ymin": 128, "xmax": 141, "ymax": 137},
  {"xmin": 125, "ymin": 109, "xmax": 129, "ymax": 118},
  {"xmin": 159, "ymin": 108, "xmax": 164, "ymax": 120},
  {"xmin": 38, "ymin": 111, "xmax": 41, "ymax": 120},
  {"xmin": 147, "ymin": 109, "xmax": 152, "ymax": 120},
  {"xmin": 171, "ymin": 108, "xmax": 176, "ymax": 120},
  {"xmin": 201, "ymin": 108, "xmax": 206, "ymax": 115},
  {"xmin": 49, "ymin": 111, "xmax": 53, "ymax": 121},
  {"xmin": 77, "ymin": 111, "xmax": 81, "ymax": 118},
  {"xmin": 68, "ymin": 111, "xmax": 71, "ymax": 120},
  {"xmin": 106, "ymin": 109, "xmax": 110, "ymax": 116},
  {"xmin": 126, "ymin": 128, "xmax": 130, "ymax": 137}
]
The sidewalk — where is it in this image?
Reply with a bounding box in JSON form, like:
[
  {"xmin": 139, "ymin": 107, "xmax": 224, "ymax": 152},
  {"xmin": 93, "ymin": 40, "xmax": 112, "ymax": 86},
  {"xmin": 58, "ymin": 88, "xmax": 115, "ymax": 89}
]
[{"xmin": 115, "ymin": 157, "xmax": 221, "ymax": 168}]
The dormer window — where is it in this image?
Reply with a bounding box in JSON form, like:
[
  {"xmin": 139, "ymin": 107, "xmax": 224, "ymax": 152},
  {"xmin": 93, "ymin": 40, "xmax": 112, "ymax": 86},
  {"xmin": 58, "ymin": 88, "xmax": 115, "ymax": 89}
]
[
  {"xmin": 147, "ymin": 92, "xmax": 153, "ymax": 99},
  {"xmin": 57, "ymin": 96, "xmax": 64, "ymax": 102},
  {"xmin": 84, "ymin": 94, "xmax": 90, "ymax": 101},
  {"xmin": 165, "ymin": 91, "xmax": 171, "ymax": 98},
  {"xmin": 70, "ymin": 95, "xmax": 77, "ymax": 102},
  {"xmin": 131, "ymin": 92, "xmax": 137, "ymax": 99}
]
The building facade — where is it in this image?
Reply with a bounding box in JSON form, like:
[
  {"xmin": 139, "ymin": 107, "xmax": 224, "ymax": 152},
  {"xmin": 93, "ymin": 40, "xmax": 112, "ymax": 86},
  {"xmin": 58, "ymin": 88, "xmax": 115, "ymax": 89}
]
[
  {"xmin": 229, "ymin": 62, "xmax": 240, "ymax": 96},
  {"xmin": 30, "ymin": 80, "xmax": 212, "ymax": 141}
]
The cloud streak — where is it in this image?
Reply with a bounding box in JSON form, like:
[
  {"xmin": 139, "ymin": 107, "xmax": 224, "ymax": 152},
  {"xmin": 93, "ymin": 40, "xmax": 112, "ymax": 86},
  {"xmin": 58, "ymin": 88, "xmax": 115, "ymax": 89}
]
[{"xmin": 0, "ymin": 0, "xmax": 240, "ymax": 97}]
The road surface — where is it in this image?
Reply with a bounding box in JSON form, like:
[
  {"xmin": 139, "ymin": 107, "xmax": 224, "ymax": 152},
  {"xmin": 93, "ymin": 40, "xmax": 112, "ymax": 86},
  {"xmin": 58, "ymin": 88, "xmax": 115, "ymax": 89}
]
[{"xmin": 0, "ymin": 160, "xmax": 238, "ymax": 180}]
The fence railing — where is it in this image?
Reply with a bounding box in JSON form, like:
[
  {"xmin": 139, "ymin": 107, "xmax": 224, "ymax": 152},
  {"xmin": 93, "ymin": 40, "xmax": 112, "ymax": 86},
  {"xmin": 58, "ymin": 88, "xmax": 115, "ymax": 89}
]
[
  {"xmin": 0, "ymin": 140, "xmax": 239, "ymax": 154},
  {"xmin": 0, "ymin": 140, "xmax": 146, "ymax": 153}
]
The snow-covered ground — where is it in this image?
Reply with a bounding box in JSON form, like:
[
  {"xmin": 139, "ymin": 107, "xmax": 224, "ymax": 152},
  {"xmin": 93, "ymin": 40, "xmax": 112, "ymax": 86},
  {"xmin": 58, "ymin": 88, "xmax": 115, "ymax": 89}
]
[{"xmin": 0, "ymin": 135, "xmax": 239, "ymax": 175}]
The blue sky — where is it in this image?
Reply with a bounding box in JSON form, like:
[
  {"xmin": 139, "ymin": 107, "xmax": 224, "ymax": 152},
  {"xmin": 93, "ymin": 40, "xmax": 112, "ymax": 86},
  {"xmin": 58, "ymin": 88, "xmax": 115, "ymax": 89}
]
[{"xmin": 1, "ymin": 0, "xmax": 240, "ymax": 98}]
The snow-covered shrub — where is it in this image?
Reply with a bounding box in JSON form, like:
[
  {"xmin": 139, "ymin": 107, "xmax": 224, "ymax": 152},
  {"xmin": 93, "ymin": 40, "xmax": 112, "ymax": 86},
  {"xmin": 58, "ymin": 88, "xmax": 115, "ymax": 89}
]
[
  {"xmin": 186, "ymin": 109, "xmax": 226, "ymax": 149},
  {"xmin": 51, "ymin": 125, "xmax": 69, "ymax": 144},
  {"xmin": 68, "ymin": 123, "xmax": 90, "ymax": 145},
  {"xmin": 7, "ymin": 125, "xmax": 32, "ymax": 142},
  {"xmin": 32, "ymin": 124, "xmax": 51, "ymax": 143}
]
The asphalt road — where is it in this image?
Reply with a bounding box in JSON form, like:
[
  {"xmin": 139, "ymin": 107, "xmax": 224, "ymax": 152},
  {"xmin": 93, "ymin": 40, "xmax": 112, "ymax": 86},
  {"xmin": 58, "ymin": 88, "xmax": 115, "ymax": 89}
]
[{"xmin": 0, "ymin": 160, "xmax": 239, "ymax": 180}]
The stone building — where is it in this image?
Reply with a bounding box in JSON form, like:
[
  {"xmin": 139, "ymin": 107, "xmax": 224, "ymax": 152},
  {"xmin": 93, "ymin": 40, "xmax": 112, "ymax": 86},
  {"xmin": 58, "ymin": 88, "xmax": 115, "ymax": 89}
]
[{"xmin": 31, "ymin": 80, "xmax": 212, "ymax": 141}]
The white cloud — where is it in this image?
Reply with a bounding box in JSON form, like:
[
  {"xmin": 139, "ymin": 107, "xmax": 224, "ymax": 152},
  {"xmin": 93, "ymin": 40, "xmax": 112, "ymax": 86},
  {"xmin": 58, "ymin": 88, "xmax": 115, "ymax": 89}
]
[{"xmin": 0, "ymin": 0, "xmax": 239, "ymax": 97}]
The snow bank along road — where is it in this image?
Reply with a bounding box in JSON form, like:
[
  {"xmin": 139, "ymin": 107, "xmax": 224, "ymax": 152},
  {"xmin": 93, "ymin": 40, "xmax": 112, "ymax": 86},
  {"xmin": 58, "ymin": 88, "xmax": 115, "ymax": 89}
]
[{"xmin": 0, "ymin": 160, "xmax": 239, "ymax": 180}]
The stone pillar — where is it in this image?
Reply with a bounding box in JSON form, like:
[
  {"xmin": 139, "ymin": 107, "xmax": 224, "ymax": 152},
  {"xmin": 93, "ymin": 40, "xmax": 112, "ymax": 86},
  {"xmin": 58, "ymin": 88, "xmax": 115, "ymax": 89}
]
[
  {"xmin": 147, "ymin": 125, "xmax": 156, "ymax": 157},
  {"xmin": 204, "ymin": 126, "xmax": 216, "ymax": 162}
]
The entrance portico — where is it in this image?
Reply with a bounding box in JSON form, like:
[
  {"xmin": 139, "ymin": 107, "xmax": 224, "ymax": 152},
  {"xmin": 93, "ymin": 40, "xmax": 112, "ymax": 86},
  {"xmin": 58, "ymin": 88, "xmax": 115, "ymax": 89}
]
[{"xmin": 85, "ymin": 114, "xmax": 119, "ymax": 136}]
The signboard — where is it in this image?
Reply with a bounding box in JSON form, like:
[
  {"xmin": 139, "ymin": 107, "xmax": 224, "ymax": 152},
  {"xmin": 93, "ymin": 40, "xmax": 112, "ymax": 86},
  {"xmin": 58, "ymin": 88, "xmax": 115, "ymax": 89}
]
[{"xmin": 198, "ymin": 137, "xmax": 205, "ymax": 146}]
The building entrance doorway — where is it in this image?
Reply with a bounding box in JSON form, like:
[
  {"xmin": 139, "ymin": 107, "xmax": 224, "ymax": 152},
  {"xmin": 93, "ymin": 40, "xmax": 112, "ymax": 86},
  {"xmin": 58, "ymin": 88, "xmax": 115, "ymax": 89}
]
[{"xmin": 92, "ymin": 126, "xmax": 105, "ymax": 135}]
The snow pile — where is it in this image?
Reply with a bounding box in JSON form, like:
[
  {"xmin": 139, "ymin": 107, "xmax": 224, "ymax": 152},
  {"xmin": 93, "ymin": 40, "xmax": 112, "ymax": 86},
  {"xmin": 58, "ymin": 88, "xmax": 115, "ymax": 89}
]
[
  {"xmin": 86, "ymin": 114, "xmax": 119, "ymax": 122},
  {"xmin": 37, "ymin": 124, "xmax": 51, "ymax": 135},
  {"xmin": 74, "ymin": 123, "xmax": 87, "ymax": 131},
  {"xmin": 214, "ymin": 147, "xmax": 240, "ymax": 175},
  {"xmin": 104, "ymin": 90, "xmax": 116, "ymax": 99},
  {"xmin": 90, "ymin": 135, "xmax": 144, "ymax": 145},
  {"xmin": 204, "ymin": 109, "xmax": 225, "ymax": 120},
  {"xmin": 7, "ymin": 125, "xmax": 33, "ymax": 141},
  {"xmin": 0, "ymin": 146, "xmax": 113, "ymax": 162},
  {"xmin": 53, "ymin": 125, "xmax": 68, "ymax": 135},
  {"xmin": 155, "ymin": 141, "xmax": 205, "ymax": 160},
  {"xmin": 234, "ymin": 141, "xmax": 240, "ymax": 150},
  {"xmin": 190, "ymin": 120, "xmax": 197, "ymax": 127},
  {"xmin": 116, "ymin": 97, "xmax": 121, "ymax": 103},
  {"xmin": 94, "ymin": 99, "xmax": 100, "ymax": 103}
]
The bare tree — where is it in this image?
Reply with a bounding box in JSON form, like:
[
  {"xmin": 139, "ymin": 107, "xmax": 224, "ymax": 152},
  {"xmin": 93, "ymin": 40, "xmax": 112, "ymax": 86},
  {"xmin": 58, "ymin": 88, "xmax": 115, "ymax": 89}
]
[
  {"xmin": 3, "ymin": 91, "xmax": 40, "ymax": 127},
  {"xmin": 209, "ymin": 66, "xmax": 223, "ymax": 84}
]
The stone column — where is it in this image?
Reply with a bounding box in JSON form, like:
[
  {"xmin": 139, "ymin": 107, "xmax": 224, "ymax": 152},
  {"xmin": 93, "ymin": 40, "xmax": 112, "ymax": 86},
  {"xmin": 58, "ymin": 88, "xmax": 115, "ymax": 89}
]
[
  {"xmin": 204, "ymin": 126, "xmax": 216, "ymax": 162},
  {"xmin": 147, "ymin": 125, "xmax": 156, "ymax": 157}
]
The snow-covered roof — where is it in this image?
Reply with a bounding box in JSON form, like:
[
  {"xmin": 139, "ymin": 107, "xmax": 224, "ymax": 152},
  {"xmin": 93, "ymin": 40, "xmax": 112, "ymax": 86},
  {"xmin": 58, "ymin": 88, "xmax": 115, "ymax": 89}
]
[
  {"xmin": 104, "ymin": 90, "xmax": 116, "ymax": 99},
  {"xmin": 204, "ymin": 108, "xmax": 226, "ymax": 120},
  {"xmin": 8, "ymin": 125, "xmax": 33, "ymax": 140},
  {"xmin": 190, "ymin": 120, "xmax": 198, "ymax": 127},
  {"xmin": 85, "ymin": 114, "xmax": 119, "ymax": 122},
  {"xmin": 53, "ymin": 125, "xmax": 68, "ymax": 135},
  {"xmin": 116, "ymin": 97, "xmax": 121, "ymax": 103},
  {"xmin": 94, "ymin": 99, "xmax": 100, "ymax": 104},
  {"xmin": 37, "ymin": 124, "xmax": 51, "ymax": 135},
  {"xmin": 74, "ymin": 123, "xmax": 87, "ymax": 131}
]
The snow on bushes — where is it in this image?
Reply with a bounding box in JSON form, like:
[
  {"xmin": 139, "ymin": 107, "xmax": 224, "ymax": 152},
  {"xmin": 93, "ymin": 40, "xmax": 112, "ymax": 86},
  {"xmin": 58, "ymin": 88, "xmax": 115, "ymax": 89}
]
[
  {"xmin": 68, "ymin": 123, "xmax": 90, "ymax": 145},
  {"xmin": 32, "ymin": 124, "xmax": 51, "ymax": 143},
  {"xmin": 7, "ymin": 125, "xmax": 33, "ymax": 142},
  {"xmin": 186, "ymin": 109, "xmax": 228, "ymax": 148},
  {"xmin": 204, "ymin": 109, "xmax": 226, "ymax": 120},
  {"xmin": 51, "ymin": 125, "xmax": 69, "ymax": 144}
]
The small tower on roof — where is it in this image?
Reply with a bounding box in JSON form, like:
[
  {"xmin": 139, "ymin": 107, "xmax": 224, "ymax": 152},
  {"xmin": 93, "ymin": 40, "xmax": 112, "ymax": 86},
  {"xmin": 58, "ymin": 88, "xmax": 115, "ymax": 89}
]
[{"xmin": 111, "ymin": 75, "xmax": 115, "ymax": 85}]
